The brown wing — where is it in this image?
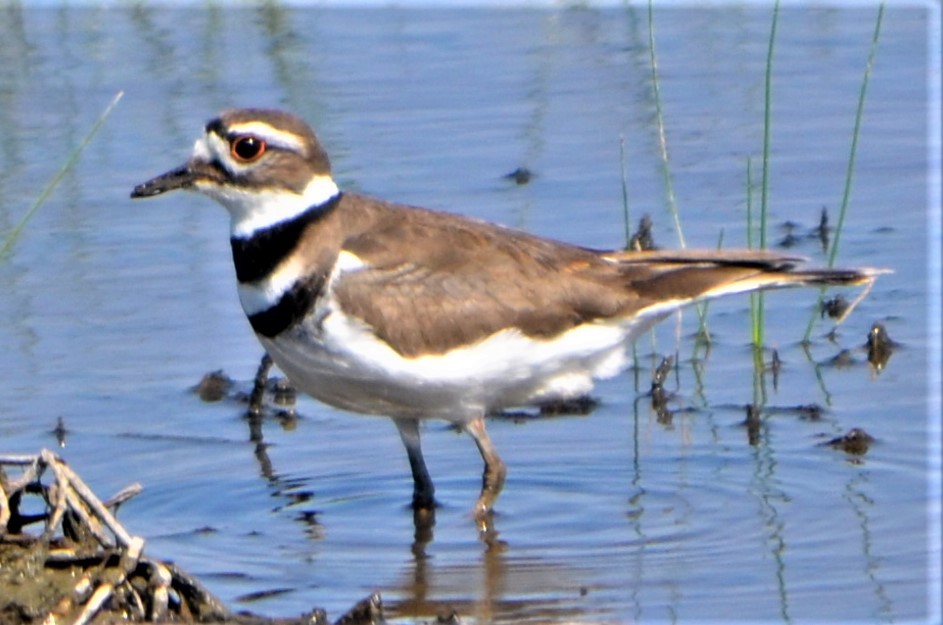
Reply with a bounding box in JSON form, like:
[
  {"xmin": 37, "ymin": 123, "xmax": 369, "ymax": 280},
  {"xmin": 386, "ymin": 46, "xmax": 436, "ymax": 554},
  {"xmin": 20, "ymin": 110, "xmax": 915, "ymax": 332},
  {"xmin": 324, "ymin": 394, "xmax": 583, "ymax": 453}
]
[
  {"xmin": 332, "ymin": 200, "xmax": 637, "ymax": 357},
  {"xmin": 330, "ymin": 196, "xmax": 875, "ymax": 357}
]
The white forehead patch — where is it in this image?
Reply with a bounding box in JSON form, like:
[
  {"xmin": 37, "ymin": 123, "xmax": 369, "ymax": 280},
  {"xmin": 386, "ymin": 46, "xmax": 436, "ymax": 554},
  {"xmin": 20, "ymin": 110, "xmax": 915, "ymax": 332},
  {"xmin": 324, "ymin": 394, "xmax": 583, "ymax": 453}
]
[
  {"xmin": 192, "ymin": 135, "xmax": 213, "ymax": 162},
  {"xmin": 191, "ymin": 132, "xmax": 229, "ymax": 164}
]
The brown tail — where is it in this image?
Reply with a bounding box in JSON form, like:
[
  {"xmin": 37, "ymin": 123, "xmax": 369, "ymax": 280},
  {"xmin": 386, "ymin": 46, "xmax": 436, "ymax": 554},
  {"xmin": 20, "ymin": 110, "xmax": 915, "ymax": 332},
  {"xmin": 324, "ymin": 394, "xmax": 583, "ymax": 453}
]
[
  {"xmin": 601, "ymin": 248, "xmax": 887, "ymax": 318},
  {"xmin": 605, "ymin": 248, "xmax": 885, "ymax": 284}
]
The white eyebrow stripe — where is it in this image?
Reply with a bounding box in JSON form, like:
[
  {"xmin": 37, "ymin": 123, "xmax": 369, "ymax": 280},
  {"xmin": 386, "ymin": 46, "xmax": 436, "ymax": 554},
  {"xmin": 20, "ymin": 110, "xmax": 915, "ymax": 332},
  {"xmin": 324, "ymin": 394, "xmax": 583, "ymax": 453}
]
[{"xmin": 226, "ymin": 121, "xmax": 305, "ymax": 152}]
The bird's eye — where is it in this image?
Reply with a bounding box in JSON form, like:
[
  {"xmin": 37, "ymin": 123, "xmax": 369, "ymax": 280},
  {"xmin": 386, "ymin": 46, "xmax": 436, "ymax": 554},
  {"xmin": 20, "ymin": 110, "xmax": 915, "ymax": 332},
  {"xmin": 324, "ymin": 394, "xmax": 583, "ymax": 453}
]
[{"xmin": 230, "ymin": 135, "xmax": 266, "ymax": 162}]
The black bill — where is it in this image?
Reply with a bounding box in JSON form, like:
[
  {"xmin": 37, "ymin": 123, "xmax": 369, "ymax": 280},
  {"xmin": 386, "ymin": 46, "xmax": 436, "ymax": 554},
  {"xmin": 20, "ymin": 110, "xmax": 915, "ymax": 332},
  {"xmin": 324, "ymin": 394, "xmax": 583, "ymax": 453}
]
[{"xmin": 130, "ymin": 164, "xmax": 199, "ymax": 198}]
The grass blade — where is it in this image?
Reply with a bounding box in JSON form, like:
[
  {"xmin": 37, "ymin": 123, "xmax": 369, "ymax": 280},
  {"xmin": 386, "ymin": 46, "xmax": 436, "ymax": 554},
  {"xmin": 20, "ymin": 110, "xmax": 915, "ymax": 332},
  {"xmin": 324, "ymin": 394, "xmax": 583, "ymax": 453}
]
[
  {"xmin": 620, "ymin": 135, "xmax": 631, "ymax": 247},
  {"xmin": 760, "ymin": 0, "xmax": 779, "ymax": 252},
  {"xmin": 829, "ymin": 2, "xmax": 884, "ymax": 269},
  {"xmin": 753, "ymin": 1, "xmax": 780, "ymax": 348},
  {"xmin": 0, "ymin": 91, "xmax": 124, "ymax": 260},
  {"xmin": 647, "ymin": 0, "xmax": 685, "ymax": 248},
  {"xmin": 747, "ymin": 157, "xmax": 763, "ymax": 345},
  {"xmin": 804, "ymin": 2, "xmax": 884, "ymax": 341}
]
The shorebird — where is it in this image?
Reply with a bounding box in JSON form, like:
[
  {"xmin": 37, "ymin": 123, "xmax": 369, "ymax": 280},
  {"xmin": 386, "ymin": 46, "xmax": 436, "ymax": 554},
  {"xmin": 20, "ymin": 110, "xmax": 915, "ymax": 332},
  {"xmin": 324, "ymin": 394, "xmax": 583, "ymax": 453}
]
[{"xmin": 131, "ymin": 108, "xmax": 878, "ymax": 520}]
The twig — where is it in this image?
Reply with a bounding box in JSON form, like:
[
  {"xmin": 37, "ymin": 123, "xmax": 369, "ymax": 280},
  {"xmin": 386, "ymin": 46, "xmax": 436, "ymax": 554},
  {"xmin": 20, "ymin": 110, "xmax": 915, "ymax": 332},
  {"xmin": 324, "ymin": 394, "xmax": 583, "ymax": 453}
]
[
  {"xmin": 2, "ymin": 449, "xmax": 243, "ymax": 623},
  {"xmin": 72, "ymin": 582, "xmax": 115, "ymax": 625},
  {"xmin": 0, "ymin": 480, "xmax": 9, "ymax": 532},
  {"xmin": 41, "ymin": 449, "xmax": 136, "ymax": 548}
]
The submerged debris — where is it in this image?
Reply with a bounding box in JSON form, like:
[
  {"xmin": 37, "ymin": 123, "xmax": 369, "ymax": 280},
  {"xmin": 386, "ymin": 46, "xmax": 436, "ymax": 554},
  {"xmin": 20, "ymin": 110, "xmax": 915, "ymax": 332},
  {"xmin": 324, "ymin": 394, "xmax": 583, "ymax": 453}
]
[
  {"xmin": 334, "ymin": 593, "xmax": 384, "ymax": 625},
  {"xmin": 823, "ymin": 428, "xmax": 875, "ymax": 456},
  {"xmin": 194, "ymin": 370, "xmax": 234, "ymax": 402},
  {"xmin": 650, "ymin": 356, "xmax": 674, "ymax": 425},
  {"xmin": 537, "ymin": 396, "xmax": 598, "ymax": 416},
  {"xmin": 272, "ymin": 378, "xmax": 298, "ymax": 407},
  {"xmin": 52, "ymin": 417, "xmax": 69, "ymax": 448},
  {"xmin": 815, "ymin": 206, "xmax": 830, "ymax": 252},
  {"xmin": 503, "ymin": 167, "xmax": 534, "ymax": 185},
  {"xmin": 866, "ymin": 322, "xmax": 895, "ymax": 372},
  {"xmin": 193, "ymin": 355, "xmax": 299, "ymax": 423},
  {"xmin": 743, "ymin": 404, "xmax": 762, "ymax": 446},
  {"xmin": 776, "ymin": 221, "xmax": 801, "ymax": 248},
  {"xmin": 823, "ymin": 348, "xmax": 856, "ymax": 369},
  {"xmin": 775, "ymin": 209, "xmax": 830, "ymax": 251},
  {"xmin": 795, "ymin": 404, "xmax": 824, "ymax": 421},
  {"xmin": 627, "ymin": 214, "xmax": 656, "ymax": 252},
  {"xmin": 820, "ymin": 295, "xmax": 850, "ymax": 320},
  {"xmin": 770, "ymin": 349, "xmax": 781, "ymax": 391}
]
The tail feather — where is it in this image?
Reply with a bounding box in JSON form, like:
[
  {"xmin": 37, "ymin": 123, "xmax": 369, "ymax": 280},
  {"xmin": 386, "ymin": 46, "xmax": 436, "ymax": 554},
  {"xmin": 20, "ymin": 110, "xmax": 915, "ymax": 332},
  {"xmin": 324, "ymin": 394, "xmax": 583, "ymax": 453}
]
[
  {"xmin": 601, "ymin": 248, "xmax": 888, "ymax": 312},
  {"xmin": 710, "ymin": 265, "xmax": 887, "ymax": 297},
  {"xmin": 780, "ymin": 267, "xmax": 888, "ymax": 286}
]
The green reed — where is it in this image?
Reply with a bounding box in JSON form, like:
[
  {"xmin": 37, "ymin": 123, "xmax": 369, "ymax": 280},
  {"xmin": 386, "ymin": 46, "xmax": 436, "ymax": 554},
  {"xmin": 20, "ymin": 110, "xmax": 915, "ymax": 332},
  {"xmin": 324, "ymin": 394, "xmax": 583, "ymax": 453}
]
[
  {"xmin": 750, "ymin": 0, "xmax": 781, "ymax": 349},
  {"xmin": 803, "ymin": 2, "xmax": 885, "ymax": 341},
  {"xmin": 620, "ymin": 135, "xmax": 631, "ymax": 247},
  {"xmin": 0, "ymin": 91, "xmax": 124, "ymax": 260},
  {"xmin": 647, "ymin": 0, "xmax": 685, "ymax": 249}
]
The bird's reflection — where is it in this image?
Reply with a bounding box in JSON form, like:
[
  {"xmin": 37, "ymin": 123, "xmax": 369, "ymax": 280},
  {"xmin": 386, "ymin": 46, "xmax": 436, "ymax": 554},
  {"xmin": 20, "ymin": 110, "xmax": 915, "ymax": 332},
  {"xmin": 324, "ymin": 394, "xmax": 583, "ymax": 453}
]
[
  {"xmin": 383, "ymin": 526, "xmax": 597, "ymax": 624},
  {"xmin": 243, "ymin": 354, "xmax": 322, "ymax": 539},
  {"xmin": 241, "ymin": 354, "xmax": 601, "ymax": 623}
]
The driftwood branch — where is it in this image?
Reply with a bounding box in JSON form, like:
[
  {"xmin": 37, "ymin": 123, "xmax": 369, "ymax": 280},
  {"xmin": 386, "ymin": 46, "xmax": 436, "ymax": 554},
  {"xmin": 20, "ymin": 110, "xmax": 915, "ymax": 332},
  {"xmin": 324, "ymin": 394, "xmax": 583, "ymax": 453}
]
[
  {"xmin": 0, "ymin": 449, "xmax": 235, "ymax": 624},
  {"xmin": 1, "ymin": 449, "xmax": 403, "ymax": 625}
]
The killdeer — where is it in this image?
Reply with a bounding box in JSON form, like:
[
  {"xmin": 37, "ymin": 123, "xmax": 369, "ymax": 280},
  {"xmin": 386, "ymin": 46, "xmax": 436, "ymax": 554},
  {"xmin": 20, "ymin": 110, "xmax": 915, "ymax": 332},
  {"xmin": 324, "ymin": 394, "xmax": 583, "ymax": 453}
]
[{"xmin": 131, "ymin": 108, "xmax": 879, "ymax": 520}]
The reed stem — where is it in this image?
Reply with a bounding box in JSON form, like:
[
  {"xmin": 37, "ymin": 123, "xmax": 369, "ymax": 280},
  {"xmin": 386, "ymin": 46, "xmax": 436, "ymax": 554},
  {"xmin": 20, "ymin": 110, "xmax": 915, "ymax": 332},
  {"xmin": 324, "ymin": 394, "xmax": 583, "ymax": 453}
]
[
  {"xmin": 647, "ymin": 0, "xmax": 685, "ymax": 248},
  {"xmin": 1, "ymin": 91, "xmax": 124, "ymax": 260},
  {"xmin": 803, "ymin": 2, "xmax": 884, "ymax": 341}
]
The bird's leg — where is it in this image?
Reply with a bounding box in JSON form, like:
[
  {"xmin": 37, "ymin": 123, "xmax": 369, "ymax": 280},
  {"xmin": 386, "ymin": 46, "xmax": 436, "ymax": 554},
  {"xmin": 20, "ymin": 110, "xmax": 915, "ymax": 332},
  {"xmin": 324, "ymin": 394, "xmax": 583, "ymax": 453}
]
[
  {"xmin": 465, "ymin": 416, "xmax": 506, "ymax": 522},
  {"xmin": 392, "ymin": 418, "xmax": 436, "ymax": 511}
]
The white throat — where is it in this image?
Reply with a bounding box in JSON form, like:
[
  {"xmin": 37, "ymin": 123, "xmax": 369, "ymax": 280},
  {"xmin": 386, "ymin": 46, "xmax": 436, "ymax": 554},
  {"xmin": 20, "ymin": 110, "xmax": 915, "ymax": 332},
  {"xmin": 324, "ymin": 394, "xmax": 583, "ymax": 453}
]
[{"xmin": 204, "ymin": 174, "xmax": 340, "ymax": 239}]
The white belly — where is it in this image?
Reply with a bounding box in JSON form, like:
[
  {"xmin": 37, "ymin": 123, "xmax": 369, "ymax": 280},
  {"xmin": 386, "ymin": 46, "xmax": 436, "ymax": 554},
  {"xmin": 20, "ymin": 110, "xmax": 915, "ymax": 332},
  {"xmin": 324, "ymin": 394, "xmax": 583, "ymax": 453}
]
[{"xmin": 258, "ymin": 306, "xmax": 641, "ymax": 425}]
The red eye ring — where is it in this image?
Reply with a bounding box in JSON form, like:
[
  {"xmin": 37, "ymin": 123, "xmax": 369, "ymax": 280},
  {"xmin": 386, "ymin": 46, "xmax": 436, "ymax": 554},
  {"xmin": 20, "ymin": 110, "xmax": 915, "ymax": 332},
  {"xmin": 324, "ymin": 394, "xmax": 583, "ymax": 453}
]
[{"xmin": 230, "ymin": 135, "xmax": 266, "ymax": 162}]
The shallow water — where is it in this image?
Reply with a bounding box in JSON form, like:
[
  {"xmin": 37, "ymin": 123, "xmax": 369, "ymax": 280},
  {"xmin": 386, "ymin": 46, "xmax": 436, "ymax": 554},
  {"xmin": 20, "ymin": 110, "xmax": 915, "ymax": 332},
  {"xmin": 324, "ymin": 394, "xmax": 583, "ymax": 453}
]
[{"xmin": 0, "ymin": 4, "xmax": 939, "ymax": 624}]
